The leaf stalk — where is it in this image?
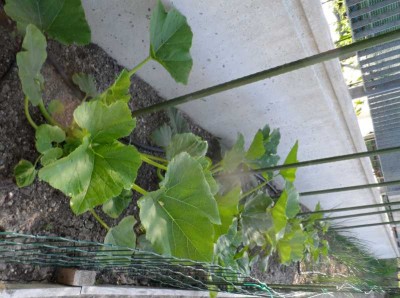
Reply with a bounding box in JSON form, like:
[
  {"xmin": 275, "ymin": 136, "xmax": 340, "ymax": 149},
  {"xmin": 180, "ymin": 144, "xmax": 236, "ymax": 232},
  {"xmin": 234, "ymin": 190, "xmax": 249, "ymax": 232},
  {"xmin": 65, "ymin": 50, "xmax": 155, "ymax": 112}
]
[
  {"xmin": 128, "ymin": 56, "xmax": 151, "ymax": 77},
  {"xmin": 132, "ymin": 183, "xmax": 148, "ymax": 195},
  {"xmin": 24, "ymin": 97, "xmax": 38, "ymax": 130},
  {"xmin": 38, "ymin": 102, "xmax": 58, "ymax": 126},
  {"xmin": 140, "ymin": 153, "xmax": 168, "ymax": 164},
  {"xmin": 140, "ymin": 155, "xmax": 168, "ymax": 171},
  {"xmin": 89, "ymin": 209, "xmax": 110, "ymax": 230}
]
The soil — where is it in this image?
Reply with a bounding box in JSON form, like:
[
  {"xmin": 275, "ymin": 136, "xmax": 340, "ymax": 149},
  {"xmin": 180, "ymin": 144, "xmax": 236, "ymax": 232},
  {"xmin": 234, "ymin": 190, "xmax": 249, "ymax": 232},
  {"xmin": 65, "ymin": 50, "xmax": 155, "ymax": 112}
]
[{"xmin": 0, "ymin": 18, "xmax": 299, "ymax": 288}]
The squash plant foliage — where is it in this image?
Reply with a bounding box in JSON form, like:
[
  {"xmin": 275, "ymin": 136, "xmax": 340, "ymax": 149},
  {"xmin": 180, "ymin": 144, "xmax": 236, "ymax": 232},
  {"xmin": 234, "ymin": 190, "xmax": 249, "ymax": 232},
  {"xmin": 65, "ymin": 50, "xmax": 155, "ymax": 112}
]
[{"xmin": 8, "ymin": 0, "xmax": 328, "ymax": 274}]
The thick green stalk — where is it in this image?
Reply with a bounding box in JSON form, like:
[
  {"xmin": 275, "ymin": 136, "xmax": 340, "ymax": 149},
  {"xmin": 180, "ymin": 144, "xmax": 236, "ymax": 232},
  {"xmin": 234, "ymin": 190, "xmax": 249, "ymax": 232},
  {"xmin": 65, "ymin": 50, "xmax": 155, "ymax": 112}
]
[
  {"xmin": 128, "ymin": 56, "xmax": 151, "ymax": 77},
  {"xmin": 132, "ymin": 183, "xmax": 148, "ymax": 195},
  {"xmin": 298, "ymin": 200, "xmax": 400, "ymax": 216},
  {"xmin": 24, "ymin": 97, "xmax": 38, "ymax": 130},
  {"xmin": 140, "ymin": 153, "xmax": 168, "ymax": 164},
  {"xmin": 300, "ymin": 179, "xmax": 400, "ymax": 197},
  {"xmin": 89, "ymin": 209, "xmax": 110, "ymax": 230},
  {"xmin": 240, "ymin": 180, "xmax": 269, "ymax": 199},
  {"xmin": 38, "ymin": 102, "xmax": 57, "ymax": 125},
  {"xmin": 140, "ymin": 155, "xmax": 168, "ymax": 171},
  {"xmin": 132, "ymin": 29, "xmax": 400, "ymax": 116}
]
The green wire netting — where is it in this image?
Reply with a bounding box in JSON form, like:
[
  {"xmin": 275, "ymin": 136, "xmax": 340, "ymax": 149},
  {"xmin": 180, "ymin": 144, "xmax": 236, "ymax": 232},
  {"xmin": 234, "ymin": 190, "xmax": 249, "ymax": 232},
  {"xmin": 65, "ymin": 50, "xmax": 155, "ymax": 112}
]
[
  {"xmin": 1, "ymin": 232, "xmax": 399, "ymax": 297},
  {"xmin": 0, "ymin": 232, "xmax": 276, "ymax": 297}
]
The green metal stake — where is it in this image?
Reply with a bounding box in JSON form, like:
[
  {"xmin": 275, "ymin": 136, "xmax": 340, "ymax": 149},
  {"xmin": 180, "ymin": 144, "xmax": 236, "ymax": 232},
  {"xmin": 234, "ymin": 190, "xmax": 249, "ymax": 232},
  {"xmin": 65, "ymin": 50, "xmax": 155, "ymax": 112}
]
[
  {"xmin": 298, "ymin": 200, "xmax": 400, "ymax": 216},
  {"xmin": 300, "ymin": 179, "xmax": 400, "ymax": 197},
  {"xmin": 333, "ymin": 220, "xmax": 400, "ymax": 230},
  {"xmin": 251, "ymin": 145, "xmax": 400, "ymax": 174},
  {"xmin": 132, "ymin": 29, "xmax": 400, "ymax": 116},
  {"xmin": 315, "ymin": 208, "xmax": 400, "ymax": 222}
]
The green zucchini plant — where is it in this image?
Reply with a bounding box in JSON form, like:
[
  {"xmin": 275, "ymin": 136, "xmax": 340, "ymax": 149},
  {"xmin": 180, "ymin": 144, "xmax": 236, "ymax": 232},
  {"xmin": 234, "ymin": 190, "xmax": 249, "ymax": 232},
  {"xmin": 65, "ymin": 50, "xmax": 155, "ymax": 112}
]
[{"xmin": 6, "ymin": 0, "xmax": 328, "ymax": 276}]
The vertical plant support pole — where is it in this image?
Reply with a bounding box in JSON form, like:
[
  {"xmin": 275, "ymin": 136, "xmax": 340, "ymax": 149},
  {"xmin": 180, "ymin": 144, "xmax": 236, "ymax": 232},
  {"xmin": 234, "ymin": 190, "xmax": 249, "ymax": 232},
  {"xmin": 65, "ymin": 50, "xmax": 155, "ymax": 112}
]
[
  {"xmin": 132, "ymin": 29, "xmax": 400, "ymax": 117},
  {"xmin": 298, "ymin": 200, "xmax": 400, "ymax": 216},
  {"xmin": 333, "ymin": 220, "xmax": 400, "ymax": 230},
  {"xmin": 315, "ymin": 208, "xmax": 400, "ymax": 222},
  {"xmin": 299, "ymin": 179, "xmax": 400, "ymax": 197},
  {"xmin": 250, "ymin": 146, "xmax": 400, "ymax": 173}
]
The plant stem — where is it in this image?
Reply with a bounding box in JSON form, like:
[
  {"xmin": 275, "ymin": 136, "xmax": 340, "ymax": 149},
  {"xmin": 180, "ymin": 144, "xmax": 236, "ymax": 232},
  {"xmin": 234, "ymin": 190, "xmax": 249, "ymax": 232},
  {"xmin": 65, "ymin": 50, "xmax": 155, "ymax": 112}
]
[
  {"xmin": 140, "ymin": 155, "xmax": 168, "ymax": 171},
  {"xmin": 210, "ymin": 161, "xmax": 221, "ymax": 171},
  {"xmin": 240, "ymin": 180, "xmax": 269, "ymax": 199},
  {"xmin": 24, "ymin": 97, "xmax": 38, "ymax": 130},
  {"xmin": 140, "ymin": 153, "xmax": 168, "ymax": 164},
  {"xmin": 211, "ymin": 166, "xmax": 223, "ymax": 175},
  {"xmin": 132, "ymin": 29, "xmax": 400, "ymax": 116},
  {"xmin": 128, "ymin": 56, "xmax": 151, "ymax": 76},
  {"xmin": 38, "ymin": 102, "xmax": 57, "ymax": 126},
  {"xmin": 132, "ymin": 183, "xmax": 148, "ymax": 195},
  {"xmin": 89, "ymin": 209, "xmax": 110, "ymax": 230}
]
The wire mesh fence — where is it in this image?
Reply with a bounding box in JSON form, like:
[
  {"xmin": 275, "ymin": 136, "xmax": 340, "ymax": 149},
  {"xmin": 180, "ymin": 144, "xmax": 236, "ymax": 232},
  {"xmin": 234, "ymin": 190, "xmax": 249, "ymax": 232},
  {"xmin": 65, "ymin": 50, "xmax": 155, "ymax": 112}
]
[
  {"xmin": 0, "ymin": 231, "xmax": 279, "ymax": 297},
  {"xmin": 2, "ymin": 231, "xmax": 399, "ymax": 297}
]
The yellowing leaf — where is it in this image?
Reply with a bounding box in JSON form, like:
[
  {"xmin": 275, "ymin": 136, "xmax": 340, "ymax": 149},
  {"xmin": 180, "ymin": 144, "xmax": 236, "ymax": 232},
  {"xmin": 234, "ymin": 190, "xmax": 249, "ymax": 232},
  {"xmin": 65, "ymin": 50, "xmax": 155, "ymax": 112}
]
[
  {"xmin": 214, "ymin": 185, "xmax": 241, "ymax": 240},
  {"xmin": 73, "ymin": 100, "xmax": 135, "ymax": 143},
  {"xmin": 280, "ymin": 141, "xmax": 299, "ymax": 182},
  {"xmin": 16, "ymin": 24, "xmax": 47, "ymax": 106},
  {"xmin": 14, "ymin": 159, "xmax": 37, "ymax": 187},
  {"xmin": 98, "ymin": 70, "xmax": 131, "ymax": 105}
]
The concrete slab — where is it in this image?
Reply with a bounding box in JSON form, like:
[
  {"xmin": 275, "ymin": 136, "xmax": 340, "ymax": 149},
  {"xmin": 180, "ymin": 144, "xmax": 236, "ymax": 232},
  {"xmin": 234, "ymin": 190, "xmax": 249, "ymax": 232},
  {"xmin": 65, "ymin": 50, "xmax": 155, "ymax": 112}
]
[
  {"xmin": 0, "ymin": 283, "xmax": 81, "ymax": 298},
  {"xmin": 81, "ymin": 0, "xmax": 399, "ymax": 258}
]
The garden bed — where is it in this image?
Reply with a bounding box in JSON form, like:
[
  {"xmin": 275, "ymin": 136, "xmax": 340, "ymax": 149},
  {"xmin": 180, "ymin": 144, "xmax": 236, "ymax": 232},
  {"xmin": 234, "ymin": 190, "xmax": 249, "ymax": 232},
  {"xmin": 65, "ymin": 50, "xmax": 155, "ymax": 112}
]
[{"xmin": 0, "ymin": 23, "xmax": 299, "ymax": 286}]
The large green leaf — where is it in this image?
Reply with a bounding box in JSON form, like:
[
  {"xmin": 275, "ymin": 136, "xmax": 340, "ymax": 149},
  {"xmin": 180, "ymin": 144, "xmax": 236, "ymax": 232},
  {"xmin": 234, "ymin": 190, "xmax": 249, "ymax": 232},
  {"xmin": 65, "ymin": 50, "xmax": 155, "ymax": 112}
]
[
  {"xmin": 214, "ymin": 185, "xmax": 241, "ymax": 240},
  {"xmin": 102, "ymin": 189, "xmax": 132, "ymax": 219},
  {"xmin": 14, "ymin": 159, "xmax": 37, "ymax": 187},
  {"xmin": 4, "ymin": 0, "xmax": 91, "ymax": 45},
  {"xmin": 44, "ymin": 140, "xmax": 141, "ymax": 215},
  {"xmin": 280, "ymin": 141, "xmax": 299, "ymax": 182},
  {"xmin": 139, "ymin": 153, "xmax": 220, "ymax": 261},
  {"xmin": 39, "ymin": 100, "xmax": 141, "ymax": 215},
  {"xmin": 150, "ymin": 0, "xmax": 193, "ymax": 84},
  {"xmin": 16, "ymin": 24, "xmax": 47, "ymax": 106},
  {"xmin": 222, "ymin": 134, "xmax": 245, "ymax": 173},
  {"xmin": 166, "ymin": 133, "xmax": 208, "ymax": 160},
  {"xmin": 270, "ymin": 182, "xmax": 300, "ymax": 237},
  {"xmin": 35, "ymin": 124, "xmax": 65, "ymax": 154},
  {"xmin": 241, "ymin": 192, "xmax": 273, "ymax": 246},
  {"xmin": 277, "ymin": 224, "xmax": 305, "ymax": 264},
  {"xmin": 104, "ymin": 216, "xmax": 136, "ymax": 256},
  {"xmin": 72, "ymin": 73, "xmax": 98, "ymax": 98},
  {"xmin": 73, "ymin": 100, "xmax": 136, "ymax": 143},
  {"xmin": 98, "ymin": 70, "xmax": 131, "ymax": 105}
]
